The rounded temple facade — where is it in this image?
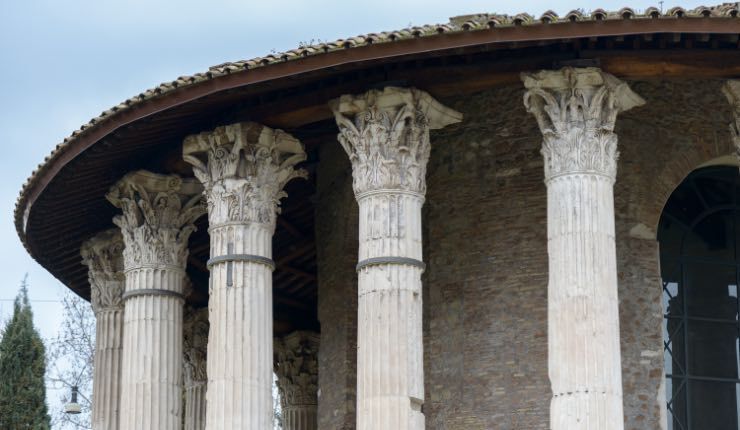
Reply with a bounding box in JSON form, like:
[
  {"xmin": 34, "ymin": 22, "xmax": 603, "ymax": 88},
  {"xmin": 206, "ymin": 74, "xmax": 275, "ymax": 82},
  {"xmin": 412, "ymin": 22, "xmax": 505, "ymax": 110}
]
[{"xmin": 15, "ymin": 5, "xmax": 740, "ymax": 430}]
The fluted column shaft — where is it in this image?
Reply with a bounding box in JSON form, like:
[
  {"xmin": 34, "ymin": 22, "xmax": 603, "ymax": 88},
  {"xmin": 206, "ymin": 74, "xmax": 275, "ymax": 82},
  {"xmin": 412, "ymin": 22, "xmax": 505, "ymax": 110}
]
[
  {"xmin": 283, "ymin": 407, "xmax": 317, "ymax": 430},
  {"xmin": 120, "ymin": 268, "xmax": 185, "ymax": 430},
  {"xmin": 185, "ymin": 382, "xmax": 207, "ymax": 430},
  {"xmin": 330, "ymin": 87, "xmax": 462, "ymax": 430},
  {"xmin": 183, "ymin": 121, "xmax": 307, "ymax": 430},
  {"xmin": 184, "ymin": 307, "xmax": 209, "ymax": 430},
  {"xmin": 82, "ymin": 229, "xmax": 125, "ymax": 430},
  {"xmin": 92, "ymin": 307, "xmax": 124, "ymax": 429},
  {"xmin": 522, "ymin": 67, "xmax": 645, "ymax": 430},
  {"xmin": 356, "ymin": 191, "xmax": 424, "ymax": 430},
  {"xmin": 106, "ymin": 171, "xmax": 204, "ymax": 430},
  {"xmin": 546, "ymin": 174, "xmax": 623, "ymax": 428},
  {"xmin": 208, "ymin": 223, "xmax": 273, "ymax": 429}
]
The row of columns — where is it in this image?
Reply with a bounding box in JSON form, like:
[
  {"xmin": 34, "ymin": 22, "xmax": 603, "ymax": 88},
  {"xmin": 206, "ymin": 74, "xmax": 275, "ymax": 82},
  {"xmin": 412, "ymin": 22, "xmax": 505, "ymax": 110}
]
[{"xmin": 82, "ymin": 70, "xmax": 740, "ymax": 430}]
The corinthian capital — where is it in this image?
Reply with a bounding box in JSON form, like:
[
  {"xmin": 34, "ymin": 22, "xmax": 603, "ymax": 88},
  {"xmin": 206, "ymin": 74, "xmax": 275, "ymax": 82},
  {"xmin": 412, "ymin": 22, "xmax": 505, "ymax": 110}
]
[
  {"xmin": 522, "ymin": 67, "xmax": 645, "ymax": 181},
  {"xmin": 722, "ymin": 81, "xmax": 740, "ymax": 160},
  {"xmin": 106, "ymin": 171, "xmax": 205, "ymax": 270},
  {"xmin": 274, "ymin": 331, "xmax": 320, "ymax": 408},
  {"xmin": 81, "ymin": 229, "xmax": 124, "ymax": 312},
  {"xmin": 182, "ymin": 122, "xmax": 307, "ymax": 227},
  {"xmin": 329, "ymin": 87, "xmax": 462, "ymax": 196},
  {"xmin": 183, "ymin": 306, "xmax": 208, "ymax": 385}
]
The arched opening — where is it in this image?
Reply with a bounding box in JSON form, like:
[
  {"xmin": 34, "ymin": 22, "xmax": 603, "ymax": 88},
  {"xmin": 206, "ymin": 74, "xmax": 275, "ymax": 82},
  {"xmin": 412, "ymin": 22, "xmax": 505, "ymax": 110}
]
[{"xmin": 658, "ymin": 165, "xmax": 740, "ymax": 429}]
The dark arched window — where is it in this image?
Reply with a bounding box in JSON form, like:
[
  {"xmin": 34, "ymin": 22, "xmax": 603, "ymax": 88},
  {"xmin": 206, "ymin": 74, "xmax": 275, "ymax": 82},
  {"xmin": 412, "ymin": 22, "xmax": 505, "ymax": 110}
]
[{"xmin": 658, "ymin": 166, "xmax": 740, "ymax": 430}]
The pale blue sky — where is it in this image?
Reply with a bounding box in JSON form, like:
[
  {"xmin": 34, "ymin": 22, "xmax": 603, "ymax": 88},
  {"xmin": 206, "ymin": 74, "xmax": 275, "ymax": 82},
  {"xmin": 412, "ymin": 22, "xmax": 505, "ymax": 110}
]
[{"xmin": 0, "ymin": 0, "xmax": 706, "ymax": 366}]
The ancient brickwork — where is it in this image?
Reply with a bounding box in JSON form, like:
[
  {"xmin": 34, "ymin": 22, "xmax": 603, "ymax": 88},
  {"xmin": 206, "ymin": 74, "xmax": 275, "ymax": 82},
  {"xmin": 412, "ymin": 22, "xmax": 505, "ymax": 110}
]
[
  {"xmin": 615, "ymin": 79, "xmax": 735, "ymax": 430},
  {"xmin": 315, "ymin": 142, "xmax": 359, "ymax": 430},
  {"xmin": 315, "ymin": 79, "xmax": 735, "ymax": 429},
  {"xmin": 424, "ymin": 86, "xmax": 550, "ymax": 429}
]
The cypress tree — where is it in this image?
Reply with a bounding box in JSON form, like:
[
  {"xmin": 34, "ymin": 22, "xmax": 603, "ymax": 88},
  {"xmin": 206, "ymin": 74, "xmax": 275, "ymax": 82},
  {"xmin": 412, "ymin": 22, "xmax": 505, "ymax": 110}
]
[{"xmin": 0, "ymin": 276, "xmax": 51, "ymax": 429}]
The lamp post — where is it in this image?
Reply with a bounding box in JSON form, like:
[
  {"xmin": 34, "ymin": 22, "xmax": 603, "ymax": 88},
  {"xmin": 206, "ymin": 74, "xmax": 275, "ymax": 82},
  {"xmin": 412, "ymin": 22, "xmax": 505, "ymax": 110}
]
[{"xmin": 64, "ymin": 386, "xmax": 82, "ymax": 415}]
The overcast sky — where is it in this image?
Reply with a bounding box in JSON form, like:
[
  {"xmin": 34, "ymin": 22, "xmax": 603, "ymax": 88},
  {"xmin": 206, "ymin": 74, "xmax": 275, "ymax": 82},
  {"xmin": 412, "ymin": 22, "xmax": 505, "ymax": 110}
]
[{"xmin": 0, "ymin": 0, "xmax": 708, "ymax": 419}]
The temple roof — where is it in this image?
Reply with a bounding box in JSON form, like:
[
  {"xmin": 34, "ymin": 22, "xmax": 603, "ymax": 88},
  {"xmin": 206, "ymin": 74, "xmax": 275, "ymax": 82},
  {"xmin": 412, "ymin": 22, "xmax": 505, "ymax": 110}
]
[
  {"xmin": 13, "ymin": 5, "xmax": 740, "ymax": 318},
  {"xmin": 13, "ymin": 4, "xmax": 740, "ymax": 242}
]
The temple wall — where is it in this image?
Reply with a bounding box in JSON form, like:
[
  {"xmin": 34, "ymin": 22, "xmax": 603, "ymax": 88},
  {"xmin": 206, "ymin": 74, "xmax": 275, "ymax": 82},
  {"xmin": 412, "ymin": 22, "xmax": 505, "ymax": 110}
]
[
  {"xmin": 423, "ymin": 86, "xmax": 549, "ymax": 429},
  {"xmin": 315, "ymin": 79, "xmax": 735, "ymax": 429},
  {"xmin": 614, "ymin": 79, "xmax": 734, "ymax": 430},
  {"xmin": 315, "ymin": 141, "xmax": 359, "ymax": 430}
]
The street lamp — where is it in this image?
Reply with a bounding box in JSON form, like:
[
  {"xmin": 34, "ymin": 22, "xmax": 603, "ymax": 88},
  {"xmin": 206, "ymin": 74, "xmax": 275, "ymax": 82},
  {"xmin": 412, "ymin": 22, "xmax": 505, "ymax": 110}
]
[{"xmin": 64, "ymin": 386, "xmax": 81, "ymax": 414}]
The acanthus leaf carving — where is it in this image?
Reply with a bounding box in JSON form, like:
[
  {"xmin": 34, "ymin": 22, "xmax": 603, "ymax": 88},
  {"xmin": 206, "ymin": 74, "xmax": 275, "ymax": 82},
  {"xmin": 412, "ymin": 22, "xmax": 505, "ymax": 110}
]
[
  {"xmin": 522, "ymin": 67, "xmax": 645, "ymax": 181},
  {"xmin": 273, "ymin": 331, "xmax": 320, "ymax": 408},
  {"xmin": 80, "ymin": 229, "xmax": 125, "ymax": 313},
  {"xmin": 106, "ymin": 171, "xmax": 205, "ymax": 270},
  {"xmin": 183, "ymin": 122, "xmax": 307, "ymax": 228},
  {"xmin": 329, "ymin": 87, "xmax": 462, "ymax": 197},
  {"xmin": 183, "ymin": 306, "xmax": 209, "ymax": 385}
]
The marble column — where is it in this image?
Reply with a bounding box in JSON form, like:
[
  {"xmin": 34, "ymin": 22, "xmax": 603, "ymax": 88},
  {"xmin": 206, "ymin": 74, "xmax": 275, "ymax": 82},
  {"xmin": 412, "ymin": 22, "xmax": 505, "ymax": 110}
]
[
  {"xmin": 81, "ymin": 229, "xmax": 125, "ymax": 430},
  {"xmin": 183, "ymin": 122, "xmax": 307, "ymax": 430},
  {"xmin": 274, "ymin": 331, "xmax": 320, "ymax": 430},
  {"xmin": 106, "ymin": 171, "xmax": 204, "ymax": 430},
  {"xmin": 329, "ymin": 87, "xmax": 462, "ymax": 430},
  {"xmin": 722, "ymin": 80, "xmax": 740, "ymax": 158},
  {"xmin": 522, "ymin": 67, "xmax": 645, "ymax": 430},
  {"xmin": 184, "ymin": 307, "xmax": 209, "ymax": 430}
]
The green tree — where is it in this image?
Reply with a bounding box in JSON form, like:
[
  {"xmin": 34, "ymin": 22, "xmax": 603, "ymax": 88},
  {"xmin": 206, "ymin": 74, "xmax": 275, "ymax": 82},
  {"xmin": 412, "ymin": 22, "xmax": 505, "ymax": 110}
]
[{"xmin": 0, "ymin": 276, "xmax": 51, "ymax": 429}]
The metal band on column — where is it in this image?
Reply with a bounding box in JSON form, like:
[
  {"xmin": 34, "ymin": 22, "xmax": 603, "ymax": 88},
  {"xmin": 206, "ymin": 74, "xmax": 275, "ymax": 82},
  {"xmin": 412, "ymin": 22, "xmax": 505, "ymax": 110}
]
[
  {"xmin": 122, "ymin": 289, "xmax": 186, "ymax": 301},
  {"xmin": 206, "ymin": 254, "xmax": 275, "ymax": 270},
  {"xmin": 356, "ymin": 257, "xmax": 426, "ymax": 272}
]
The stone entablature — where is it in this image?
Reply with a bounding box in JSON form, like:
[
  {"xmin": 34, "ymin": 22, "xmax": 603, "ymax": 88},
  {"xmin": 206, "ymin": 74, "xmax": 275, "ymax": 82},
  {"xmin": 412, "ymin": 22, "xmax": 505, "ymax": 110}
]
[
  {"xmin": 330, "ymin": 87, "xmax": 462, "ymax": 197},
  {"xmin": 522, "ymin": 67, "xmax": 645, "ymax": 181},
  {"xmin": 81, "ymin": 229, "xmax": 125, "ymax": 313},
  {"xmin": 183, "ymin": 122, "xmax": 307, "ymax": 229},
  {"xmin": 106, "ymin": 171, "xmax": 204, "ymax": 271}
]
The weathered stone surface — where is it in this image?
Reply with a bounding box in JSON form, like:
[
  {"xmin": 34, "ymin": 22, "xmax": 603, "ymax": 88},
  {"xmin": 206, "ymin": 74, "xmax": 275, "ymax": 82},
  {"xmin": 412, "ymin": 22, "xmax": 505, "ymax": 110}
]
[
  {"xmin": 106, "ymin": 171, "xmax": 204, "ymax": 269},
  {"xmin": 183, "ymin": 121, "xmax": 307, "ymax": 227},
  {"xmin": 107, "ymin": 171, "xmax": 204, "ymax": 430},
  {"xmin": 275, "ymin": 331, "xmax": 320, "ymax": 430},
  {"xmin": 81, "ymin": 229, "xmax": 125, "ymax": 430},
  {"xmin": 330, "ymin": 86, "xmax": 462, "ymax": 196},
  {"xmin": 522, "ymin": 67, "xmax": 645, "ymax": 180},
  {"xmin": 82, "ymin": 229, "xmax": 125, "ymax": 313},
  {"xmin": 183, "ymin": 307, "xmax": 208, "ymax": 430},
  {"xmin": 331, "ymin": 87, "xmax": 461, "ymax": 430},
  {"xmin": 523, "ymin": 67, "xmax": 643, "ymax": 430},
  {"xmin": 183, "ymin": 122, "xmax": 307, "ymax": 430}
]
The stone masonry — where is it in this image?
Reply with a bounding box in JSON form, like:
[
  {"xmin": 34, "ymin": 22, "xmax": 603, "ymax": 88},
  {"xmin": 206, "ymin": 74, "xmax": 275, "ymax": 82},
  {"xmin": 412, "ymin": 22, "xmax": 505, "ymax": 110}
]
[
  {"xmin": 313, "ymin": 78, "xmax": 737, "ymax": 429},
  {"xmin": 315, "ymin": 140, "xmax": 359, "ymax": 430}
]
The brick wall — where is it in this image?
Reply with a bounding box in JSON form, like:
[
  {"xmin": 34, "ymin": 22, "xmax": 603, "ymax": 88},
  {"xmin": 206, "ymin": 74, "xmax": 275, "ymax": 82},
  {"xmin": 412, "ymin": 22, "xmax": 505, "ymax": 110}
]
[
  {"xmin": 314, "ymin": 79, "xmax": 735, "ymax": 429},
  {"xmin": 315, "ymin": 141, "xmax": 358, "ymax": 430},
  {"xmin": 615, "ymin": 79, "xmax": 734, "ymax": 430}
]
